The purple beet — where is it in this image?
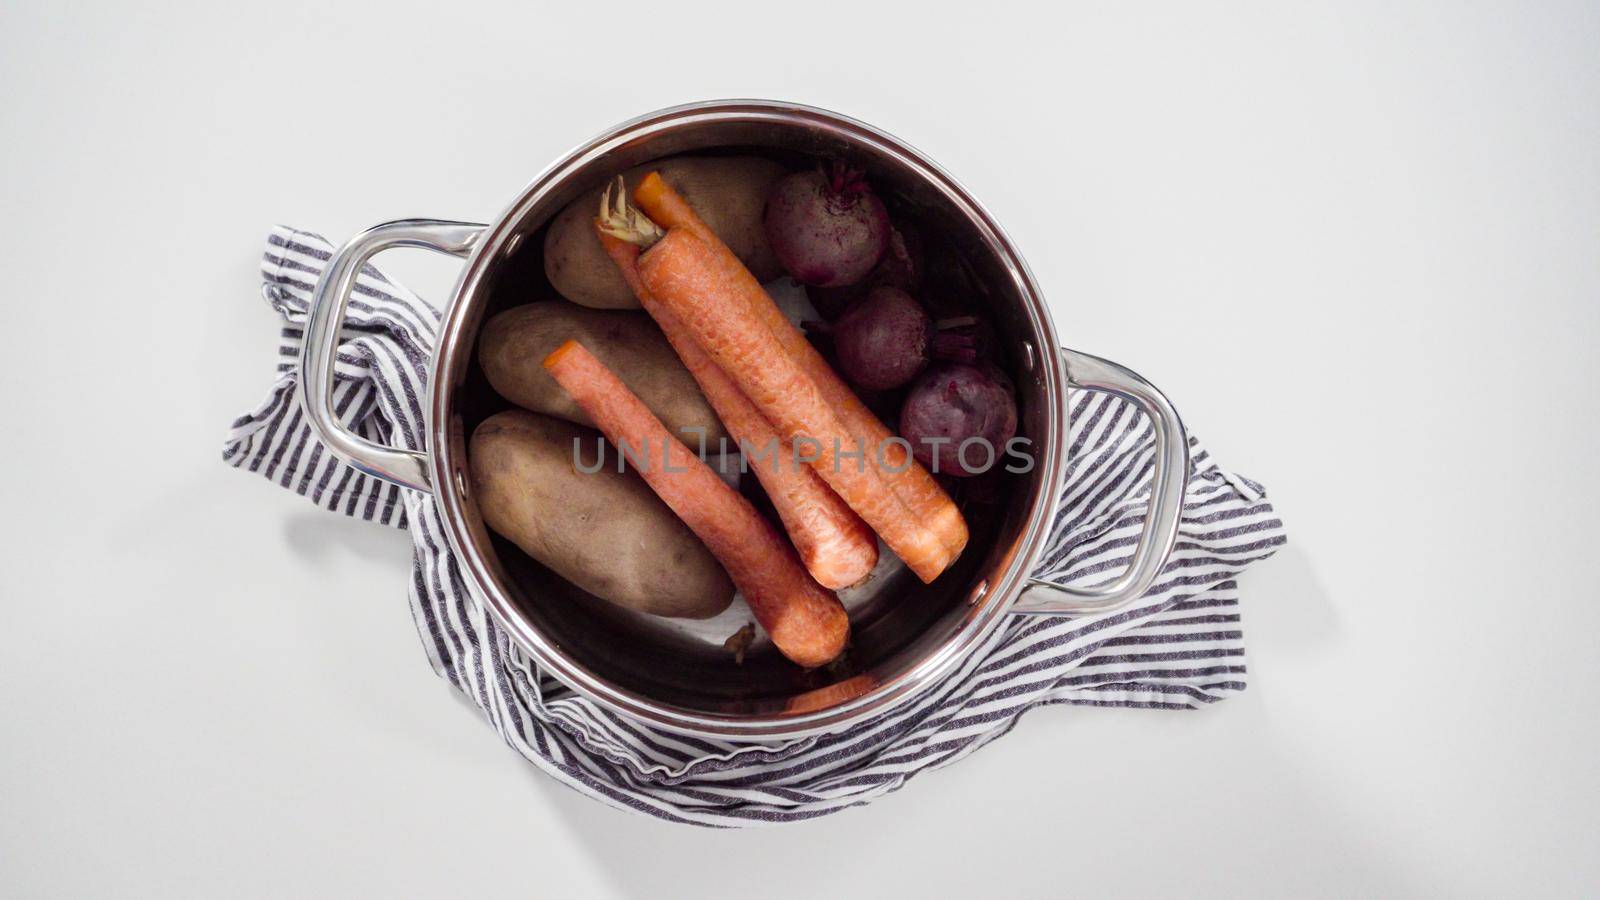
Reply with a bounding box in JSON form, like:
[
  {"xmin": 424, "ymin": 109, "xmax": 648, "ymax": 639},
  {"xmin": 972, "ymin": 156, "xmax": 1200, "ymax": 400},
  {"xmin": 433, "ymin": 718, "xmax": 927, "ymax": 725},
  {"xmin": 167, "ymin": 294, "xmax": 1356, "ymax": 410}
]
[
  {"xmin": 826, "ymin": 288, "xmax": 995, "ymax": 389},
  {"xmin": 764, "ymin": 163, "xmax": 890, "ymax": 288},
  {"xmin": 832, "ymin": 287, "xmax": 932, "ymax": 390},
  {"xmin": 805, "ymin": 222, "xmax": 924, "ymax": 319},
  {"xmin": 899, "ymin": 363, "xmax": 1018, "ymax": 477}
]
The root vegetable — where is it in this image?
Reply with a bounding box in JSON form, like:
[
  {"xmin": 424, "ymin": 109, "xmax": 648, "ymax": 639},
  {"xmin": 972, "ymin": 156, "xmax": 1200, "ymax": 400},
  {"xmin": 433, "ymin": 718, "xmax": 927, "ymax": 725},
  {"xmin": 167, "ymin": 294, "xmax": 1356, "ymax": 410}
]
[
  {"xmin": 543, "ymin": 156, "xmax": 786, "ymax": 309},
  {"xmin": 594, "ymin": 217, "xmax": 879, "ymax": 590},
  {"xmin": 763, "ymin": 163, "xmax": 890, "ymax": 288},
  {"xmin": 634, "ymin": 172, "xmax": 968, "ymax": 564},
  {"xmin": 635, "ymin": 228, "xmax": 954, "ymax": 583},
  {"xmin": 542, "ymin": 339, "xmax": 850, "ymax": 667},
  {"xmin": 478, "ymin": 302, "xmax": 727, "ymax": 443},
  {"xmin": 469, "ymin": 410, "xmax": 734, "ymax": 619},
  {"xmin": 900, "ymin": 363, "xmax": 1018, "ymax": 477},
  {"xmin": 831, "ymin": 286, "xmax": 931, "ymax": 391}
]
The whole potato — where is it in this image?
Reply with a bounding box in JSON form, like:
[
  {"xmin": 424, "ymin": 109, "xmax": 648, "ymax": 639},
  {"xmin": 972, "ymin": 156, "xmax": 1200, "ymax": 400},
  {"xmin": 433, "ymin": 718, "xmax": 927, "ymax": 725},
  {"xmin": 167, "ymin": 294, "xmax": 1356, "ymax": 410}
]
[
  {"xmin": 479, "ymin": 302, "xmax": 727, "ymax": 444},
  {"xmin": 543, "ymin": 155, "xmax": 787, "ymax": 309},
  {"xmin": 470, "ymin": 410, "xmax": 734, "ymax": 619}
]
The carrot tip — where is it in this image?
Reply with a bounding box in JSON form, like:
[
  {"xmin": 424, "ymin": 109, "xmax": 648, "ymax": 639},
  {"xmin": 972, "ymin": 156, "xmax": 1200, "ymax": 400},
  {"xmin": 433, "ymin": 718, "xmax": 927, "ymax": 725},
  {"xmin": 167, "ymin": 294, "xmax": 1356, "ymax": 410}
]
[
  {"xmin": 633, "ymin": 171, "xmax": 666, "ymax": 205},
  {"xmin": 542, "ymin": 338, "xmax": 584, "ymax": 371}
]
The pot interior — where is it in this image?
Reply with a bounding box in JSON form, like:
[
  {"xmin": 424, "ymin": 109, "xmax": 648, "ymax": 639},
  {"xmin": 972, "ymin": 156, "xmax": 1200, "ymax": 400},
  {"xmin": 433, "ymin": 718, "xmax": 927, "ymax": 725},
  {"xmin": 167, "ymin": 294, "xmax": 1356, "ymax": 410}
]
[{"xmin": 438, "ymin": 106, "xmax": 1060, "ymax": 727}]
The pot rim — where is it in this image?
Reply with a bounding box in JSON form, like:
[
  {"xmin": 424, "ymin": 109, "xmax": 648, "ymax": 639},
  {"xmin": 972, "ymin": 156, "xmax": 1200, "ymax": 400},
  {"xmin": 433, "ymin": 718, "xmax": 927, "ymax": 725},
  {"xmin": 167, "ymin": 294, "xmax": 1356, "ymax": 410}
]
[{"xmin": 427, "ymin": 99, "xmax": 1070, "ymax": 739}]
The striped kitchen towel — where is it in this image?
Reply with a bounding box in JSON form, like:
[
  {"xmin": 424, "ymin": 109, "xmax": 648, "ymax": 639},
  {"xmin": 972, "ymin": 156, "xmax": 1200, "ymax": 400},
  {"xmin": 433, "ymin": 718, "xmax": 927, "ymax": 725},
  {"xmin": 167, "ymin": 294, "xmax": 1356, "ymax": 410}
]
[{"xmin": 225, "ymin": 225, "xmax": 1286, "ymax": 826}]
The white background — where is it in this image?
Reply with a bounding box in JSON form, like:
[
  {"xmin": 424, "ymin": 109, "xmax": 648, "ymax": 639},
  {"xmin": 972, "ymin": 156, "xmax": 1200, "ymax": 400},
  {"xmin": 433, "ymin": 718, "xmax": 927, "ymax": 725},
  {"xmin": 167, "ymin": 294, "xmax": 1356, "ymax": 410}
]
[{"xmin": 3, "ymin": 1, "xmax": 1596, "ymax": 896}]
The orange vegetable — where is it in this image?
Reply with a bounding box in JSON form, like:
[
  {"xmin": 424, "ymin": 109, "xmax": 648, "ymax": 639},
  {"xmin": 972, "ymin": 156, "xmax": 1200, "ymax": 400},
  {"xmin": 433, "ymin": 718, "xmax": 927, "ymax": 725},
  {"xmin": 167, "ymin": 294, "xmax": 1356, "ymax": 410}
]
[
  {"xmin": 634, "ymin": 172, "xmax": 968, "ymax": 560},
  {"xmin": 596, "ymin": 228, "xmax": 879, "ymax": 590},
  {"xmin": 541, "ymin": 339, "xmax": 849, "ymax": 668},
  {"xmin": 636, "ymin": 228, "xmax": 953, "ymax": 583}
]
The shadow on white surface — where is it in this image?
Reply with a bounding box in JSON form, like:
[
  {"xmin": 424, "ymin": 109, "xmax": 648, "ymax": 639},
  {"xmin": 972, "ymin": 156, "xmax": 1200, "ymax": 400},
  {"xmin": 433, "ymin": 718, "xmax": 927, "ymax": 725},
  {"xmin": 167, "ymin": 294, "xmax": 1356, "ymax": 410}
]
[
  {"xmin": 511, "ymin": 695, "xmax": 1429, "ymax": 898},
  {"xmin": 281, "ymin": 508, "xmax": 414, "ymax": 568},
  {"xmin": 483, "ymin": 551, "xmax": 1428, "ymax": 897},
  {"xmin": 1241, "ymin": 543, "xmax": 1339, "ymax": 655}
]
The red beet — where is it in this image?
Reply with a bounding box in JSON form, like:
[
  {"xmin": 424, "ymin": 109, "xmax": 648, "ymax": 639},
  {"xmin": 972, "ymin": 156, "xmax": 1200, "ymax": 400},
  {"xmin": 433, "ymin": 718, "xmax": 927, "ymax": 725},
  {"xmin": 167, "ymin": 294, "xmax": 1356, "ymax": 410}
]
[
  {"xmin": 805, "ymin": 222, "xmax": 924, "ymax": 319},
  {"xmin": 899, "ymin": 363, "xmax": 1018, "ymax": 477},
  {"xmin": 764, "ymin": 163, "xmax": 890, "ymax": 288},
  {"xmin": 832, "ymin": 287, "xmax": 932, "ymax": 390}
]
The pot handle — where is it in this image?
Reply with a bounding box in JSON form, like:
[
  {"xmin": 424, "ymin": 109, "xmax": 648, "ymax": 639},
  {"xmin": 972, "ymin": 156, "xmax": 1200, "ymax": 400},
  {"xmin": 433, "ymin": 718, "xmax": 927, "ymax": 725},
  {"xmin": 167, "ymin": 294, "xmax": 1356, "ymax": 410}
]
[
  {"xmin": 1010, "ymin": 348, "xmax": 1190, "ymax": 616},
  {"xmin": 297, "ymin": 219, "xmax": 486, "ymax": 494}
]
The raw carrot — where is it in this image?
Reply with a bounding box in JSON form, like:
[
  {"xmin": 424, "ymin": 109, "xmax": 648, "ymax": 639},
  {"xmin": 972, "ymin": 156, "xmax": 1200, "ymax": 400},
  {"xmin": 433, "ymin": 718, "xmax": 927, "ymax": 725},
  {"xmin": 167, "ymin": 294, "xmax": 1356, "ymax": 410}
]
[
  {"xmin": 636, "ymin": 228, "xmax": 953, "ymax": 583},
  {"xmin": 542, "ymin": 339, "xmax": 849, "ymax": 668},
  {"xmin": 596, "ymin": 227, "xmax": 879, "ymax": 590},
  {"xmin": 634, "ymin": 172, "xmax": 968, "ymax": 559}
]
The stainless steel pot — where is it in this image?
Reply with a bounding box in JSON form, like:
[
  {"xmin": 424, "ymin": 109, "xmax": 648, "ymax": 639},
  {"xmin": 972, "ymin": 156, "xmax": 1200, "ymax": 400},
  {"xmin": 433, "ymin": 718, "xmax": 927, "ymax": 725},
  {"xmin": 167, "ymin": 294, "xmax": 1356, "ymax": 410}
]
[{"xmin": 298, "ymin": 100, "xmax": 1188, "ymax": 740}]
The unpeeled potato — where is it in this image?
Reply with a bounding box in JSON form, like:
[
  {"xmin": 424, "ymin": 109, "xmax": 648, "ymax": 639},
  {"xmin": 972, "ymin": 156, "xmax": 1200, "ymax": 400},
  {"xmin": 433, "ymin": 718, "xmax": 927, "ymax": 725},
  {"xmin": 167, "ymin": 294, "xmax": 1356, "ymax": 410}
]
[
  {"xmin": 542, "ymin": 155, "xmax": 787, "ymax": 309},
  {"xmin": 469, "ymin": 410, "xmax": 735, "ymax": 619},
  {"xmin": 478, "ymin": 302, "xmax": 728, "ymax": 444}
]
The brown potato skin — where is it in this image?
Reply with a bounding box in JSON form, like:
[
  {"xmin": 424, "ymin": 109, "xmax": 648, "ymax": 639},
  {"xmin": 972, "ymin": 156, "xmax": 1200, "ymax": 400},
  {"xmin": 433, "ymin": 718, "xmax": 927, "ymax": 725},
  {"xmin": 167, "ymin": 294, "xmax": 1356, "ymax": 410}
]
[
  {"xmin": 469, "ymin": 411, "xmax": 735, "ymax": 619},
  {"xmin": 543, "ymin": 156, "xmax": 787, "ymax": 309},
  {"xmin": 479, "ymin": 302, "xmax": 728, "ymax": 444}
]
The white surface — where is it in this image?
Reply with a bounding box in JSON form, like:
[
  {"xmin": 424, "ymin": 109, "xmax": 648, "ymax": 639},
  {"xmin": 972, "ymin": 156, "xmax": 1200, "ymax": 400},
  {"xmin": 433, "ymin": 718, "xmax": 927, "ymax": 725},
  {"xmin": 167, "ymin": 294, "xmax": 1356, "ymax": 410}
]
[{"xmin": 3, "ymin": 1, "xmax": 1596, "ymax": 896}]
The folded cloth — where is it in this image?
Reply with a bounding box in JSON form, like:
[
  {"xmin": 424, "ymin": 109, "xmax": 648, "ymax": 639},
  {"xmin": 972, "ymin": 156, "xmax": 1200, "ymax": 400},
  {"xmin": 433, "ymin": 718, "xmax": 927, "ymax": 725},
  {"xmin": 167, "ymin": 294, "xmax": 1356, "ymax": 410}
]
[{"xmin": 225, "ymin": 226, "xmax": 1286, "ymax": 827}]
